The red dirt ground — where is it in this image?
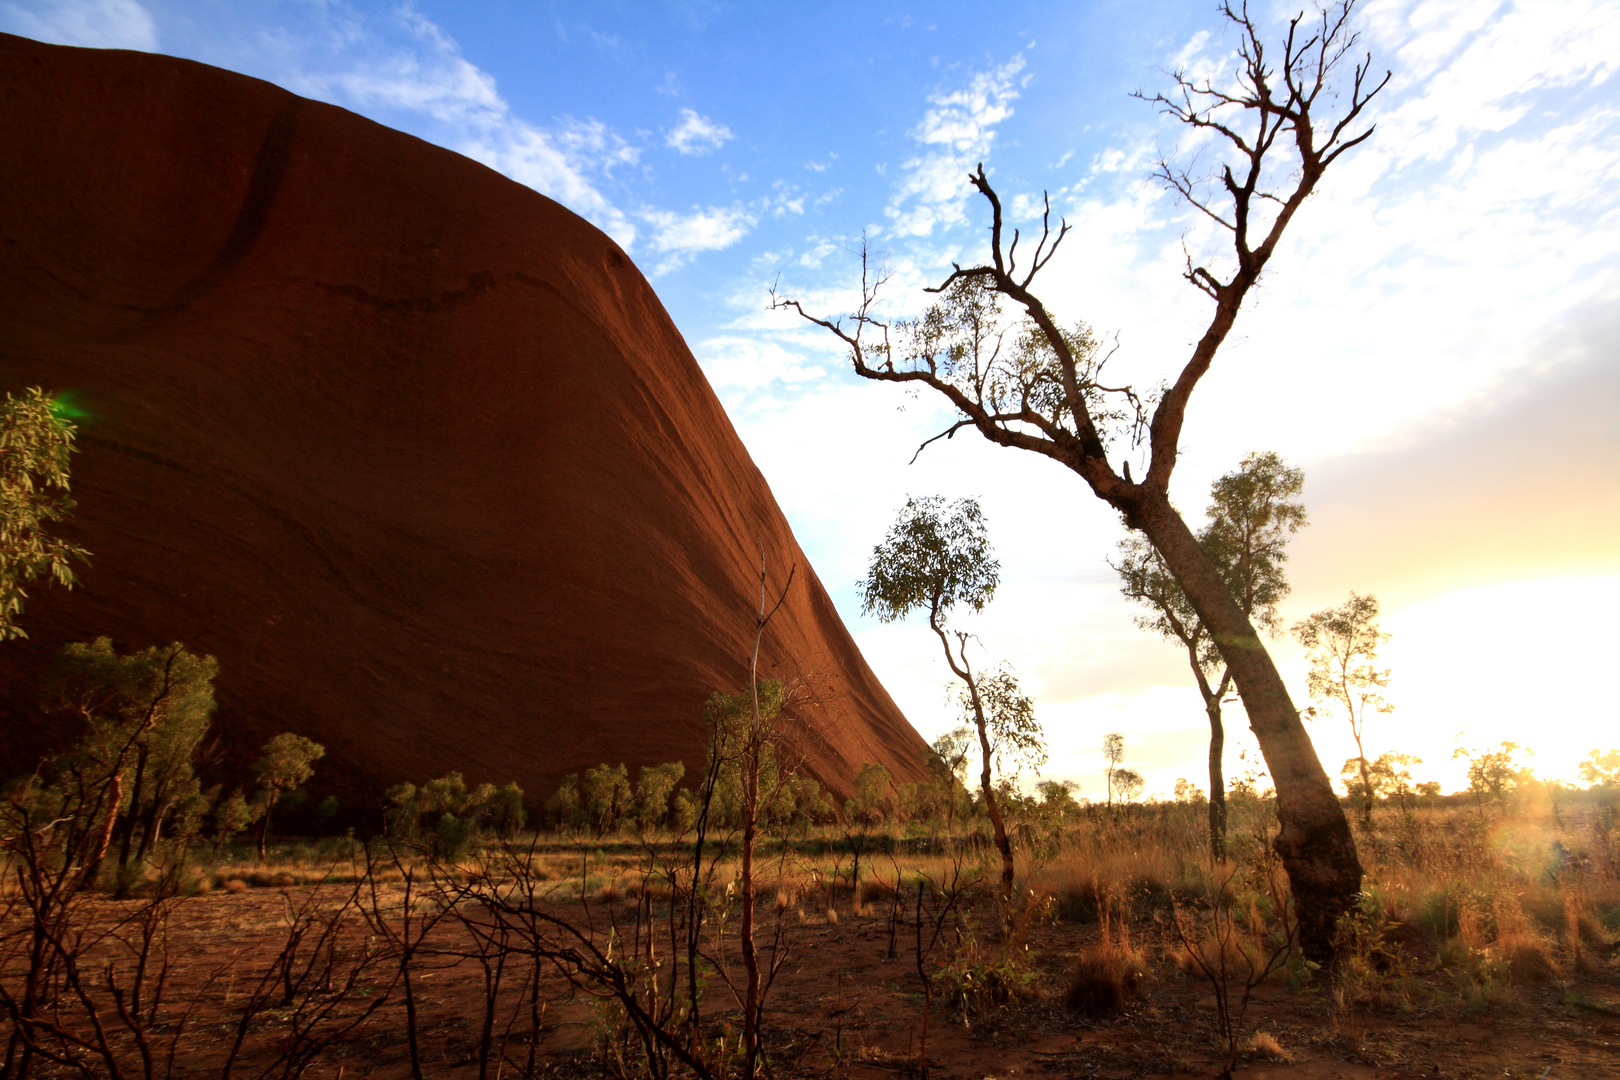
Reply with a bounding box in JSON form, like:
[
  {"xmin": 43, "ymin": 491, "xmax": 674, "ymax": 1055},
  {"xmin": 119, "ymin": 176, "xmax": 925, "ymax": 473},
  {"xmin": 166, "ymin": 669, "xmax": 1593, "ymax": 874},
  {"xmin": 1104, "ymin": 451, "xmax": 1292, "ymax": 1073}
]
[
  {"xmin": 0, "ymin": 33, "xmax": 926, "ymax": 802},
  {"xmin": 75, "ymin": 883, "xmax": 1620, "ymax": 1079}
]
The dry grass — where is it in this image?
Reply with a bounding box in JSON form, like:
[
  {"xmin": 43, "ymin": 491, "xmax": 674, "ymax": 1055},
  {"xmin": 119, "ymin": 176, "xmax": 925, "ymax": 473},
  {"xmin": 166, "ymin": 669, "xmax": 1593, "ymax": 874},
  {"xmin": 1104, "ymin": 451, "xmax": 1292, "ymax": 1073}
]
[
  {"xmin": 1065, "ymin": 939, "xmax": 1145, "ymax": 1015},
  {"xmin": 1240, "ymin": 1031, "xmax": 1294, "ymax": 1062}
]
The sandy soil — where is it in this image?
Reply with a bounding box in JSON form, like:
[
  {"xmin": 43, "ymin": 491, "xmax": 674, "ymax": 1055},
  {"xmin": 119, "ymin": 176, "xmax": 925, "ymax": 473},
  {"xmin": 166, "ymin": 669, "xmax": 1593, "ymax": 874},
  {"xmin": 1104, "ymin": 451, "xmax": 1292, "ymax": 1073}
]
[{"xmin": 62, "ymin": 883, "xmax": 1620, "ymax": 1080}]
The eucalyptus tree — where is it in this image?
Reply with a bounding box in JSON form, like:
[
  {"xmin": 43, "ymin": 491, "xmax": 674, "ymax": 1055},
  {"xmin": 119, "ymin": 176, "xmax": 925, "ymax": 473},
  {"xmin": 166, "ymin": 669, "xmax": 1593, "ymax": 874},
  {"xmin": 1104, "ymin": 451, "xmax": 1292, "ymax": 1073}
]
[
  {"xmin": 41, "ymin": 637, "xmax": 219, "ymax": 886},
  {"xmin": 1112, "ymin": 451, "xmax": 1306, "ymax": 859},
  {"xmin": 859, "ymin": 496, "xmax": 1040, "ymax": 902},
  {"xmin": 1102, "ymin": 732, "xmax": 1125, "ymax": 809},
  {"xmin": 1, "ymin": 387, "xmax": 90, "ymax": 639},
  {"xmin": 1293, "ymin": 592, "xmax": 1391, "ymax": 829},
  {"xmin": 777, "ymin": 3, "xmax": 1388, "ymax": 958},
  {"xmin": 252, "ymin": 732, "xmax": 326, "ymax": 858}
]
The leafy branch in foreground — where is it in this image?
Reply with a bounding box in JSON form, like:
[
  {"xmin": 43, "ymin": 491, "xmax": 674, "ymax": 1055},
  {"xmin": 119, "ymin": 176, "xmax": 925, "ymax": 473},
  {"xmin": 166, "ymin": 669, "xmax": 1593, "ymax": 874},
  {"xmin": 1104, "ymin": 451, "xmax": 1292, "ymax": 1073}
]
[{"xmin": 0, "ymin": 387, "xmax": 91, "ymax": 640}]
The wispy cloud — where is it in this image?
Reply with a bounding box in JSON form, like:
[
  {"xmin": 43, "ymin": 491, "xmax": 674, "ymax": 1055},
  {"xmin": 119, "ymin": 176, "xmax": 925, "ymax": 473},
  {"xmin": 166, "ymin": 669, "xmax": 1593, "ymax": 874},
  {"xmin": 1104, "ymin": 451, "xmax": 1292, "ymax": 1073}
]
[
  {"xmin": 0, "ymin": 0, "xmax": 157, "ymax": 50},
  {"xmin": 255, "ymin": 5, "xmax": 642, "ymax": 248},
  {"xmin": 666, "ymin": 107, "xmax": 734, "ymax": 155},
  {"xmin": 886, "ymin": 56, "xmax": 1026, "ymax": 236},
  {"xmin": 640, "ymin": 204, "xmax": 757, "ymax": 274}
]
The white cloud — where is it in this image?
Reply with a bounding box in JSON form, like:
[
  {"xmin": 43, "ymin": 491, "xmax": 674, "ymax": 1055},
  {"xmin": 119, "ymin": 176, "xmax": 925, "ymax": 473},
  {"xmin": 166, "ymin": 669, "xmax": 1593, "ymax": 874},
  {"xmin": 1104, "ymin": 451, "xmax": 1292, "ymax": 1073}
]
[
  {"xmin": 886, "ymin": 56, "xmax": 1026, "ymax": 236},
  {"xmin": 694, "ymin": 336, "xmax": 827, "ymax": 391},
  {"xmin": 0, "ymin": 0, "xmax": 156, "ymax": 49},
  {"xmin": 640, "ymin": 204, "xmax": 757, "ymax": 274},
  {"xmin": 666, "ymin": 107, "xmax": 734, "ymax": 155},
  {"xmin": 721, "ymin": 0, "xmax": 1620, "ymax": 794},
  {"xmin": 258, "ymin": 5, "xmax": 642, "ymax": 248}
]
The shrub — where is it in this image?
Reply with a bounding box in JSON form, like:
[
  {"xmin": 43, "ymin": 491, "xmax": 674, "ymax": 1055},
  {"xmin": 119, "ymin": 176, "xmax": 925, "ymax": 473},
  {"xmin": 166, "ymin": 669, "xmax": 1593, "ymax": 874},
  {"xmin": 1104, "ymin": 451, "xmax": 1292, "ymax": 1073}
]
[{"xmin": 1064, "ymin": 941, "xmax": 1144, "ymax": 1016}]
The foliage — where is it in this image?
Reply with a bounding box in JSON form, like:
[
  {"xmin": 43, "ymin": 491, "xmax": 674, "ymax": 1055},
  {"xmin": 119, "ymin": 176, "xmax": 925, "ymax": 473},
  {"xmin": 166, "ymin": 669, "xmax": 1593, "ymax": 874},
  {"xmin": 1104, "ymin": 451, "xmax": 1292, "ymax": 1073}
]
[
  {"xmin": 701, "ymin": 680, "xmax": 834, "ymax": 833},
  {"xmin": 1294, "ymin": 592, "xmax": 1392, "ymax": 726},
  {"xmin": 859, "ymin": 495, "xmax": 996, "ymax": 625},
  {"xmin": 1295, "ymin": 591, "xmax": 1392, "ymax": 825},
  {"xmin": 1200, "ymin": 452, "xmax": 1308, "ymax": 639},
  {"xmin": 581, "ymin": 763, "xmax": 633, "ymax": 835},
  {"xmin": 1341, "ymin": 752, "xmax": 1422, "ymax": 807},
  {"xmin": 634, "ymin": 761, "xmax": 686, "ymax": 829},
  {"xmin": 1454, "ymin": 741, "xmax": 1536, "ymax": 803},
  {"xmin": 255, "ymin": 732, "xmax": 325, "ymax": 797},
  {"xmin": 386, "ymin": 771, "xmax": 527, "ymax": 855},
  {"xmin": 39, "ymin": 637, "xmax": 219, "ymax": 880},
  {"xmin": 1113, "ymin": 452, "xmax": 1305, "ymax": 669},
  {"xmin": 252, "ymin": 732, "xmax": 325, "ymax": 856},
  {"xmin": 0, "ymin": 387, "xmax": 91, "ymax": 640},
  {"xmin": 957, "ymin": 664, "xmax": 1045, "ymax": 783},
  {"xmin": 845, "ymin": 762, "xmax": 893, "ymax": 825},
  {"xmin": 1102, "ymin": 732, "xmax": 1125, "ymax": 808},
  {"xmin": 1110, "ymin": 768, "xmax": 1145, "ymax": 806},
  {"xmin": 888, "ymin": 276, "xmax": 1143, "ymax": 452},
  {"xmin": 1579, "ymin": 749, "xmax": 1620, "ymax": 789}
]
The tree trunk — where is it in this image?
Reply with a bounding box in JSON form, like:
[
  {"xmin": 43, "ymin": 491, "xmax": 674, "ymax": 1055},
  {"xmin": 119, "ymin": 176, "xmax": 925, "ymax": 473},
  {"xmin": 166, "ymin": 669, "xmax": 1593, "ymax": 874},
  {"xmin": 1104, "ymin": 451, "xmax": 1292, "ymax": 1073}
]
[
  {"xmin": 117, "ymin": 745, "xmax": 149, "ymax": 873},
  {"xmin": 930, "ymin": 617, "xmax": 1015, "ymax": 904},
  {"xmin": 1356, "ymin": 754, "xmax": 1374, "ymax": 832},
  {"xmin": 971, "ymin": 695, "xmax": 1016, "ymax": 904},
  {"xmin": 1189, "ymin": 655, "xmax": 1231, "ymax": 863},
  {"xmin": 740, "ymin": 742, "xmax": 759, "ymax": 1078},
  {"xmin": 256, "ymin": 795, "xmax": 275, "ymax": 861},
  {"xmin": 1134, "ymin": 491, "xmax": 1360, "ymax": 962},
  {"xmin": 1206, "ymin": 694, "xmax": 1227, "ymax": 864}
]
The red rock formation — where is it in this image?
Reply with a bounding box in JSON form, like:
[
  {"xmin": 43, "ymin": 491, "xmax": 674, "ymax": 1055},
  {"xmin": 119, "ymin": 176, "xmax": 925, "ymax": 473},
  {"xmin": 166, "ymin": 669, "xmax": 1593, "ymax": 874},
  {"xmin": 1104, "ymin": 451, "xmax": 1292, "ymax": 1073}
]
[{"xmin": 0, "ymin": 33, "xmax": 926, "ymax": 804}]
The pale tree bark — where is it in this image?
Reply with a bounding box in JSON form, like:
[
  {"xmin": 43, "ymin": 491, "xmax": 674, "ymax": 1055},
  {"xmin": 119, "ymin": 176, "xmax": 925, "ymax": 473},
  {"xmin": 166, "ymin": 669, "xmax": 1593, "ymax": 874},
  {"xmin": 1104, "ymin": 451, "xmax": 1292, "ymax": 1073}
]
[
  {"xmin": 926, "ymin": 604, "xmax": 1014, "ymax": 904},
  {"xmin": 775, "ymin": 2, "xmax": 1388, "ymax": 961},
  {"xmin": 1187, "ymin": 646, "xmax": 1234, "ymax": 863},
  {"xmin": 741, "ymin": 554, "xmax": 793, "ymax": 1080}
]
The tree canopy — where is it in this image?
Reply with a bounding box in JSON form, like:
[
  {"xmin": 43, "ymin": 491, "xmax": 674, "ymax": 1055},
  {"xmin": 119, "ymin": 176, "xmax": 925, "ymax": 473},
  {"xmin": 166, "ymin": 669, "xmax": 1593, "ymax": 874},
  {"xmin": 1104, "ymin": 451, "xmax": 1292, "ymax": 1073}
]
[
  {"xmin": 0, "ymin": 388, "xmax": 91, "ymax": 639},
  {"xmin": 859, "ymin": 495, "xmax": 997, "ymax": 626}
]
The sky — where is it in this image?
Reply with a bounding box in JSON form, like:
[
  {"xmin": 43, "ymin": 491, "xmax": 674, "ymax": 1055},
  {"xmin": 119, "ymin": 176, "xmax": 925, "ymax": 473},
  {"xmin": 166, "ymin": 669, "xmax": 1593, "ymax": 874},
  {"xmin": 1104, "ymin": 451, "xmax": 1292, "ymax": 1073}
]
[{"xmin": 6, "ymin": 0, "xmax": 1618, "ymax": 798}]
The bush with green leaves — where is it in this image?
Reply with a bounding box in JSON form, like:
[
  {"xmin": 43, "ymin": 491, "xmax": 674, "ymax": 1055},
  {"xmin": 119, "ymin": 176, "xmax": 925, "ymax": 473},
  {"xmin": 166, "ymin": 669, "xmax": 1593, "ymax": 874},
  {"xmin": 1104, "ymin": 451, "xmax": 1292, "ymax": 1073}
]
[
  {"xmin": 38, "ymin": 637, "xmax": 219, "ymax": 886},
  {"xmin": 251, "ymin": 732, "xmax": 324, "ymax": 857},
  {"xmin": 703, "ymin": 680, "xmax": 834, "ymax": 831},
  {"xmin": 385, "ymin": 771, "xmax": 527, "ymax": 854},
  {"xmin": 633, "ymin": 762, "xmax": 685, "ymax": 829},
  {"xmin": 581, "ymin": 763, "xmax": 633, "ymax": 834},
  {"xmin": 0, "ymin": 387, "xmax": 90, "ymax": 640}
]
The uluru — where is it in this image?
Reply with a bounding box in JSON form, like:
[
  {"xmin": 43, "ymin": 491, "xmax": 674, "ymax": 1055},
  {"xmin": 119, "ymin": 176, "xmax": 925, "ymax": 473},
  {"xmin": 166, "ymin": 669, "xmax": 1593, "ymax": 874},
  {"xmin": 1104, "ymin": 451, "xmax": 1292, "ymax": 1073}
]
[{"xmin": 0, "ymin": 32, "xmax": 927, "ymax": 805}]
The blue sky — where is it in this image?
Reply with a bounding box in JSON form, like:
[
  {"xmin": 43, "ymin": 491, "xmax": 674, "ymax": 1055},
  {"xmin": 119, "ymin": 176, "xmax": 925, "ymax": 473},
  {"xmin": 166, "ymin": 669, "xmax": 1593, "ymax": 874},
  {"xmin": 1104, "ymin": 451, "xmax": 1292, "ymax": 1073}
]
[{"xmin": 6, "ymin": 0, "xmax": 1619, "ymax": 796}]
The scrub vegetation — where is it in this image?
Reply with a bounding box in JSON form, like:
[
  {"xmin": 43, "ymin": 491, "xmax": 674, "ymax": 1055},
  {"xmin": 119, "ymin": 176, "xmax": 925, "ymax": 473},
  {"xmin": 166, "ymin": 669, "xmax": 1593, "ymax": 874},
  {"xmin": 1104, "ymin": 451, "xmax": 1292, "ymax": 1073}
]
[{"xmin": 6, "ymin": 4, "xmax": 1617, "ymax": 1078}]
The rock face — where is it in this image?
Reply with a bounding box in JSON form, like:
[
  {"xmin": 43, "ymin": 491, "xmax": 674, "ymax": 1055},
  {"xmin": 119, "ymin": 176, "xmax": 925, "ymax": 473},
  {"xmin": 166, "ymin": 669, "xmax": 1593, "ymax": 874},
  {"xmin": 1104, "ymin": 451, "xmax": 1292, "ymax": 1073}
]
[{"xmin": 0, "ymin": 33, "xmax": 927, "ymax": 805}]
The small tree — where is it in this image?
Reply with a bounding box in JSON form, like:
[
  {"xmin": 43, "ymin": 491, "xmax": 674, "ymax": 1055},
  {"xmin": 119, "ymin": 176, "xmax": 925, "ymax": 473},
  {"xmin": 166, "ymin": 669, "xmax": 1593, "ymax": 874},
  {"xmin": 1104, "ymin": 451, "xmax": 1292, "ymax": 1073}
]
[
  {"xmin": 926, "ymin": 726, "xmax": 974, "ymax": 830},
  {"xmin": 633, "ymin": 762, "xmax": 686, "ymax": 830},
  {"xmin": 1113, "ymin": 451, "xmax": 1305, "ymax": 858},
  {"xmin": 252, "ymin": 733, "xmax": 325, "ymax": 859},
  {"xmin": 1, "ymin": 387, "xmax": 91, "ymax": 640},
  {"xmin": 1342, "ymin": 751, "xmax": 1421, "ymax": 814},
  {"xmin": 1454, "ymin": 741, "xmax": 1534, "ymax": 806},
  {"xmin": 580, "ymin": 763, "xmax": 633, "ymax": 835},
  {"xmin": 1102, "ymin": 732, "xmax": 1125, "ymax": 810},
  {"xmin": 1110, "ymin": 768, "xmax": 1146, "ymax": 806},
  {"xmin": 41, "ymin": 637, "xmax": 219, "ymax": 886},
  {"xmin": 1036, "ymin": 779, "xmax": 1079, "ymax": 817},
  {"xmin": 860, "ymin": 496, "xmax": 1040, "ymax": 902},
  {"xmin": 1293, "ymin": 592, "xmax": 1391, "ymax": 829}
]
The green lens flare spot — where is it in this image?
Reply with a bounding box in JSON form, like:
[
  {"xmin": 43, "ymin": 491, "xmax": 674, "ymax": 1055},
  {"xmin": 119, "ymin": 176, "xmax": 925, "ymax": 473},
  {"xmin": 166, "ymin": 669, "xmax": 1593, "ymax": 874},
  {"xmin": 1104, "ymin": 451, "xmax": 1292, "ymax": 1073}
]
[{"xmin": 49, "ymin": 390, "xmax": 92, "ymax": 424}]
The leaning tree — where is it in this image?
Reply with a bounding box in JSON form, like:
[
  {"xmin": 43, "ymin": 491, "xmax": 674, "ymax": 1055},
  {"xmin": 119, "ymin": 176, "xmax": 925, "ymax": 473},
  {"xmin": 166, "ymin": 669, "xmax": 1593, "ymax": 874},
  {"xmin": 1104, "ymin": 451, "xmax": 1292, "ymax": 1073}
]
[
  {"xmin": 1112, "ymin": 451, "xmax": 1307, "ymax": 860},
  {"xmin": 776, "ymin": 2, "xmax": 1388, "ymax": 959}
]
